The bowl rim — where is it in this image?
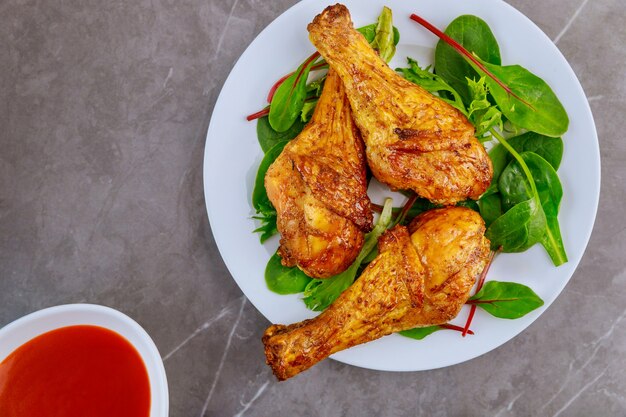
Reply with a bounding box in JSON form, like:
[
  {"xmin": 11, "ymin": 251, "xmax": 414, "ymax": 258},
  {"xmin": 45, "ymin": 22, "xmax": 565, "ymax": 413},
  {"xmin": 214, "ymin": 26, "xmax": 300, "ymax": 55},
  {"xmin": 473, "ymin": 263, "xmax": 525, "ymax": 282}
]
[{"xmin": 0, "ymin": 303, "xmax": 169, "ymax": 417}]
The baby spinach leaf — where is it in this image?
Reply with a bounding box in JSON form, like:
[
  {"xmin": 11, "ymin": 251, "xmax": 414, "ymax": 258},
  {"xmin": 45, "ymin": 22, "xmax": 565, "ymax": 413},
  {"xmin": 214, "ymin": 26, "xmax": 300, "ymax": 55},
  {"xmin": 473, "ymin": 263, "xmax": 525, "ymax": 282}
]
[
  {"xmin": 251, "ymin": 141, "xmax": 288, "ymax": 242},
  {"xmin": 485, "ymin": 197, "xmax": 546, "ymax": 252},
  {"xmin": 482, "ymin": 142, "xmax": 509, "ymax": 197},
  {"xmin": 265, "ymin": 251, "xmax": 312, "ymax": 294},
  {"xmin": 269, "ymin": 56, "xmax": 318, "ymax": 132},
  {"xmin": 484, "ymin": 132, "xmax": 563, "ymax": 198},
  {"xmin": 469, "ymin": 281, "xmax": 544, "ymax": 319},
  {"xmin": 412, "ymin": 13, "xmax": 569, "ymax": 137},
  {"xmin": 303, "ymin": 199, "xmax": 394, "ymax": 311},
  {"xmin": 252, "ymin": 141, "xmax": 288, "ymax": 213},
  {"xmin": 499, "ymin": 152, "xmax": 567, "ymax": 265},
  {"xmin": 507, "ymin": 132, "xmax": 563, "ymax": 170},
  {"xmin": 478, "ymin": 193, "xmax": 503, "ymax": 227},
  {"xmin": 256, "ymin": 116, "xmax": 304, "ymax": 153},
  {"xmin": 456, "ymin": 199, "xmax": 479, "ymax": 212},
  {"xmin": 475, "ymin": 60, "xmax": 569, "ymax": 137},
  {"xmin": 397, "ymin": 58, "xmax": 466, "ymax": 115},
  {"xmin": 399, "ymin": 326, "xmax": 441, "ymax": 340},
  {"xmin": 435, "ymin": 15, "xmax": 501, "ymax": 105}
]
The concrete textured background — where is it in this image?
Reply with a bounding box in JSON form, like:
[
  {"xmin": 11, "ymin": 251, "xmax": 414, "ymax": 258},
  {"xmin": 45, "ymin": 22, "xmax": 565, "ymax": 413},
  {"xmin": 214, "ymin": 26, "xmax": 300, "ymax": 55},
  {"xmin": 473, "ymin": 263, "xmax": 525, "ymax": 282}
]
[{"xmin": 1, "ymin": 0, "xmax": 625, "ymax": 416}]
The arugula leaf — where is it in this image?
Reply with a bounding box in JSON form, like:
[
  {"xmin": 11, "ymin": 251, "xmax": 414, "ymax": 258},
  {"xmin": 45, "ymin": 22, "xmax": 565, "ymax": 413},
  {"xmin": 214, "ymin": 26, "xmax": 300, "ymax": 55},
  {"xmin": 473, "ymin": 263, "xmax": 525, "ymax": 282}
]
[
  {"xmin": 470, "ymin": 281, "xmax": 544, "ymax": 319},
  {"xmin": 256, "ymin": 116, "xmax": 305, "ymax": 153},
  {"xmin": 399, "ymin": 326, "xmax": 441, "ymax": 340},
  {"xmin": 265, "ymin": 251, "xmax": 312, "ymax": 294},
  {"xmin": 302, "ymin": 199, "xmax": 394, "ymax": 311},
  {"xmin": 252, "ymin": 212, "xmax": 277, "ymax": 243},
  {"xmin": 434, "ymin": 15, "xmax": 501, "ymax": 105},
  {"xmin": 397, "ymin": 58, "xmax": 466, "ymax": 115},
  {"xmin": 466, "ymin": 77, "xmax": 503, "ymax": 137},
  {"xmin": 300, "ymin": 99, "xmax": 318, "ymax": 122}
]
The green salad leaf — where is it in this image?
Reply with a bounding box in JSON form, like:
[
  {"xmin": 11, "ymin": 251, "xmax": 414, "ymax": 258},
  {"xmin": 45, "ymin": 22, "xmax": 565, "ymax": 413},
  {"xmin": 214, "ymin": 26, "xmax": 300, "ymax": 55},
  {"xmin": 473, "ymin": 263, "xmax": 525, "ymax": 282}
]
[
  {"xmin": 435, "ymin": 15, "xmax": 501, "ymax": 105},
  {"xmin": 256, "ymin": 116, "xmax": 305, "ymax": 153},
  {"xmin": 470, "ymin": 281, "xmax": 544, "ymax": 319},
  {"xmin": 265, "ymin": 251, "xmax": 312, "ymax": 294},
  {"xmin": 399, "ymin": 326, "xmax": 442, "ymax": 340},
  {"xmin": 269, "ymin": 55, "xmax": 318, "ymax": 132},
  {"xmin": 499, "ymin": 152, "xmax": 567, "ymax": 265},
  {"xmin": 475, "ymin": 60, "xmax": 570, "ymax": 137}
]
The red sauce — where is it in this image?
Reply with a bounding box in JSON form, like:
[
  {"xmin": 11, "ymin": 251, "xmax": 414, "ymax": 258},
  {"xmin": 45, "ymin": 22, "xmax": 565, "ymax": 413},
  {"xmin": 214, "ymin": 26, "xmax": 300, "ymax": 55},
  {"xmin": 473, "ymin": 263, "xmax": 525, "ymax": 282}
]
[{"xmin": 0, "ymin": 325, "xmax": 151, "ymax": 417}]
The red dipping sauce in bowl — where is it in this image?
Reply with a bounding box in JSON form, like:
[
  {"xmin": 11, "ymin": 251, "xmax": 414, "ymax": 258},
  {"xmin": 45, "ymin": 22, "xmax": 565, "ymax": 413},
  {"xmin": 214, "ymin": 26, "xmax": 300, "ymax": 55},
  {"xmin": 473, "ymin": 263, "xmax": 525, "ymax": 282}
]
[{"xmin": 0, "ymin": 325, "xmax": 151, "ymax": 417}]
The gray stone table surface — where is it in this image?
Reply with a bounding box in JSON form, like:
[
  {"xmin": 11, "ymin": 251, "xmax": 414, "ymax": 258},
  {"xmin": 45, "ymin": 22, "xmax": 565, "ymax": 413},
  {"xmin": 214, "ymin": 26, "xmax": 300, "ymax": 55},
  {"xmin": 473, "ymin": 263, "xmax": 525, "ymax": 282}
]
[{"xmin": 1, "ymin": 0, "xmax": 624, "ymax": 415}]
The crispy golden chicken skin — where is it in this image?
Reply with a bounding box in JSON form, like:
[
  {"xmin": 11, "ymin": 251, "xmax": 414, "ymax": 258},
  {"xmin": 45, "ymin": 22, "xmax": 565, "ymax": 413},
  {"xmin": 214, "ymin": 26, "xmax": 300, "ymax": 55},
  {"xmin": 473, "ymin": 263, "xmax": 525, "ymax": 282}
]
[
  {"xmin": 307, "ymin": 4, "xmax": 493, "ymax": 205},
  {"xmin": 265, "ymin": 69, "xmax": 373, "ymax": 278},
  {"xmin": 263, "ymin": 207, "xmax": 490, "ymax": 380}
]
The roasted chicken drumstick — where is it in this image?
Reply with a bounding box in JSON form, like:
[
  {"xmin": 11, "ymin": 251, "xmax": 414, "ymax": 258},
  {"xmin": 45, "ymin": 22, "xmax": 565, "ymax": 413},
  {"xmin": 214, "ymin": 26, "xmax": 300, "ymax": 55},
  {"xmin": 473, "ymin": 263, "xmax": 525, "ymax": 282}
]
[
  {"xmin": 263, "ymin": 207, "xmax": 490, "ymax": 380},
  {"xmin": 265, "ymin": 69, "xmax": 373, "ymax": 278},
  {"xmin": 308, "ymin": 4, "xmax": 493, "ymax": 205}
]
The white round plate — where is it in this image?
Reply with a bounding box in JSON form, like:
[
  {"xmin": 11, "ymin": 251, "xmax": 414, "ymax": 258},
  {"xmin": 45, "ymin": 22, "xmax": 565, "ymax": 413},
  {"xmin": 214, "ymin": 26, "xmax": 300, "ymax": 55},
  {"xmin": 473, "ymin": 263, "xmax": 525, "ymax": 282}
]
[
  {"xmin": 0, "ymin": 304, "xmax": 169, "ymax": 416},
  {"xmin": 203, "ymin": 0, "xmax": 599, "ymax": 371}
]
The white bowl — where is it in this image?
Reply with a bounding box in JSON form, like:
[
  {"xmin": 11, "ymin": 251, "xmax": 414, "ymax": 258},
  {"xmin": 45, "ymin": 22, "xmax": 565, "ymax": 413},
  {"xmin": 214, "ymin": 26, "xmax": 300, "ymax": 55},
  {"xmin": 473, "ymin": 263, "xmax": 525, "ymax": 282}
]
[{"xmin": 0, "ymin": 304, "xmax": 169, "ymax": 417}]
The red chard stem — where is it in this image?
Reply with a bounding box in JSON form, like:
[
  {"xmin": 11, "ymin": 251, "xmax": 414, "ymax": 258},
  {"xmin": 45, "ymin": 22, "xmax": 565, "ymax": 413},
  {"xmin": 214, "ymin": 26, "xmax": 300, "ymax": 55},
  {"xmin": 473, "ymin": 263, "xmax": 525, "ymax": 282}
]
[
  {"xmin": 440, "ymin": 323, "xmax": 474, "ymax": 335},
  {"xmin": 409, "ymin": 13, "xmax": 533, "ymax": 109},
  {"xmin": 246, "ymin": 107, "xmax": 270, "ymax": 121},
  {"xmin": 461, "ymin": 248, "xmax": 499, "ymax": 336},
  {"xmin": 267, "ymin": 73, "xmax": 292, "ymax": 103}
]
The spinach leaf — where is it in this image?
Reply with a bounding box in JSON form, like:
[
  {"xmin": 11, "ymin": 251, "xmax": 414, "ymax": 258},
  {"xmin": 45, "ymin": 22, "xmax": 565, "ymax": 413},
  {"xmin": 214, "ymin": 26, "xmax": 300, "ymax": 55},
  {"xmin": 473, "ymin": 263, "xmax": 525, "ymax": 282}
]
[
  {"xmin": 435, "ymin": 15, "xmax": 501, "ymax": 105},
  {"xmin": 485, "ymin": 197, "xmax": 546, "ymax": 252},
  {"xmin": 484, "ymin": 132, "xmax": 563, "ymax": 197},
  {"xmin": 475, "ymin": 59, "xmax": 569, "ymax": 137},
  {"xmin": 397, "ymin": 58, "xmax": 466, "ymax": 115},
  {"xmin": 265, "ymin": 251, "xmax": 312, "ymax": 294},
  {"xmin": 399, "ymin": 326, "xmax": 441, "ymax": 340},
  {"xmin": 499, "ymin": 152, "xmax": 567, "ymax": 265},
  {"xmin": 507, "ymin": 132, "xmax": 563, "ymax": 170},
  {"xmin": 303, "ymin": 199, "xmax": 393, "ymax": 311},
  {"xmin": 251, "ymin": 141, "xmax": 289, "ymax": 242},
  {"xmin": 252, "ymin": 141, "xmax": 288, "ymax": 212},
  {"xmin": 482, "ymin": 141, "xmax": 509, "ymax": 197},
  {"xmin": 256, "ymin": 116, "xmax": 305, "ymax": 153},
  {"xmin": 469, "ymin": 281, "xmax": 544, "ymax": 319},
  {"xmin": 478, "ymin": 193, "xmax": 502, "ymax": 227},
  {"xmin": 269, "ymin": 55, "xmax": 318, "ymax": 132},
  {"xmin": 414, "ymin": 13, "xmax": 569, "ymax": 137}
]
